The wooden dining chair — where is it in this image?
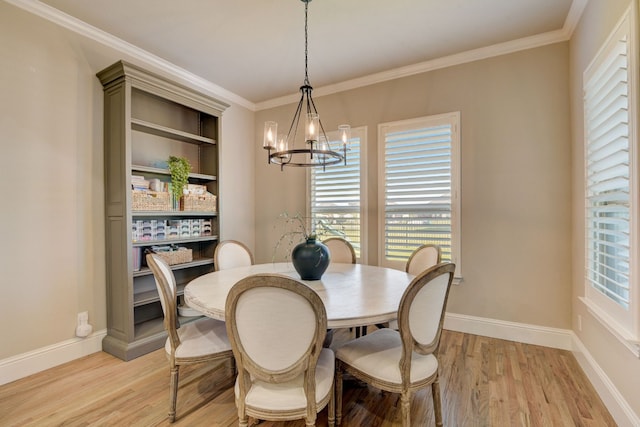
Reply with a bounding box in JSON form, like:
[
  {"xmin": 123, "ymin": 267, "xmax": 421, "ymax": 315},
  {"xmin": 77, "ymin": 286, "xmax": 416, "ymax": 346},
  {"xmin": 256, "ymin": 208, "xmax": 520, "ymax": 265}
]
[
  {"xmin": 322, "ymin": 237, "xmax": 356, "ymax": 264},
  {"xmin": 406, "ymin": 243, "xmax": 441, "ymax": 275},
  {"xmin": 385, "ymin": 243, "xmax": 443, "ymax": 330},
  {"xmin": 214, "ymin": 240, "xmax": 254, "ymax": 271},
  {"xmin": 335, "ymin": 262, "xmax": 455, "ymax": 427},
  {"xmin": 225, "ymin": 273, "xmax": 335, "ymax": 427},
  {"xmin": 146, "ymin": 253, "xmax": 234, "ymax": 423}
]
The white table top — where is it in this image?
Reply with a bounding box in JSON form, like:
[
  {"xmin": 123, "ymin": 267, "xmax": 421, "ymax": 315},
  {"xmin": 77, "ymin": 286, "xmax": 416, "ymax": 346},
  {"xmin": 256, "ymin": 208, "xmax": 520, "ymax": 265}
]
[{"xmin": 184, "ymin": 262, "xmax": 414, "ymax": 329}]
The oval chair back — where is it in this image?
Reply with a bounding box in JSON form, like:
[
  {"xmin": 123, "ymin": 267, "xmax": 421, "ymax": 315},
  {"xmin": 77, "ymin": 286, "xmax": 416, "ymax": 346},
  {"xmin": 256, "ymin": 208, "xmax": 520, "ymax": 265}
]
[{"xmin": 214, "ymin": 240, "xmax": 254, "ymax": 271}]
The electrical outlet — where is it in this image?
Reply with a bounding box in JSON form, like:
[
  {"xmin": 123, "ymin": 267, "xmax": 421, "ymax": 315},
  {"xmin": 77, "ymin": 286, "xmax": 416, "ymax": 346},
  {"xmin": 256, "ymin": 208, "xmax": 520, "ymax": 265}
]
[
  {"xmin": 578, "ymin": 314, "xmax": 582, "ymax": 332},
  {"xmin": 76, "ymin": 311, "xmax": 92, "ymax": 338},
  {"xmin": 77, "ymin": 311, "xmax": 88, "ymax": 325}
]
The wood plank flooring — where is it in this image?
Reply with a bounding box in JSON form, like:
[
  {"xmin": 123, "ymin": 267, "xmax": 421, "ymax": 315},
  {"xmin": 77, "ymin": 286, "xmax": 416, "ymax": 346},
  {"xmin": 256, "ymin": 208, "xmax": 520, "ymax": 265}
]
[{"xmin": 0, "ymin": 329, "xmax": 616, "ymax": 426}]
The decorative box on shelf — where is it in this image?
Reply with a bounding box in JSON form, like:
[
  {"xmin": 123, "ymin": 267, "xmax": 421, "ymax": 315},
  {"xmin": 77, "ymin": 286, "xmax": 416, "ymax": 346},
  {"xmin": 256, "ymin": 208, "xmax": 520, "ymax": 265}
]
[
  {"xmin": 181, "ymin": 192, "xmax": 217, "ymax": 212},
  {"xmin": 153, "ymin": 246, "xmax": 193, "ymax": 265},
  {"xmin": 132, "ymin": 190, "xmax": 171, "ymax": 211}
]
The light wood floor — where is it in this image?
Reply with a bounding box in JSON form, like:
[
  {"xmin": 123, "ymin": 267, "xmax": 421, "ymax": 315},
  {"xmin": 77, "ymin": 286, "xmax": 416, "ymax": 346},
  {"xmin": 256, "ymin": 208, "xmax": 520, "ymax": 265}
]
[{"xmin": 0, "ymin": 329, "xmax": 616, "ymax": 426}]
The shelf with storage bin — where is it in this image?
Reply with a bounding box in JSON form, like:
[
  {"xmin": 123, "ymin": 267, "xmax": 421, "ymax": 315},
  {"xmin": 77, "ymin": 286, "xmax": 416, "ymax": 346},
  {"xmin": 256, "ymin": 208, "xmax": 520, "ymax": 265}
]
[
  {"xmin": 132, "ymin": 164, "xmax": 217, "ymax": 182},
  {"xmin": 132, "ymin": 235, "xmax": 217, "ymax": 247},
  {"xmin": 98, "ymin": 60, "xmax": 229, "ymax": 361}
]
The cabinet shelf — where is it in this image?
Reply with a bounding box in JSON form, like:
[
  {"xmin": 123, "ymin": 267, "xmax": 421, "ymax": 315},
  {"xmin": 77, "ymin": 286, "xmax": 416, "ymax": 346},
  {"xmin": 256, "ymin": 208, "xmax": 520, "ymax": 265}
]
[
  {"xmin": 133, "ymin": 283, "xmax": 188, "ymax": 306},
  {"xmin": 133, "ymin": 258, "xmax": 215, "ymax": 279},
  {"xmin": 131, "ymin": 118, "xmax": 216, "ymax": 145},
  {"xmin": 132, "ymin": 210, "xmax": 218, "ymax": 218},
  {"xmin": 132, "ymin": 235, "xmax": 218, "ymax": 247},
  {"xmin": 131, "ymin": 164, "xmax": 216, "ymax": 182}
]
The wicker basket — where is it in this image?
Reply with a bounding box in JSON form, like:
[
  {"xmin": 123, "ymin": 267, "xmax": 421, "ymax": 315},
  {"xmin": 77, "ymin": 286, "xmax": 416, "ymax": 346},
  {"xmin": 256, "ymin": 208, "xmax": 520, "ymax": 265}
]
[
  {"xmin": 132, "ymin": 190, "xmax": 171, "ymax": 211},
  {"xmin": 181, "ymin": 192, "xmax": 217, "ymax": 212},
  {"xmin": 155, "ymin": 248, "xmax": 192, "ymax": 265}
]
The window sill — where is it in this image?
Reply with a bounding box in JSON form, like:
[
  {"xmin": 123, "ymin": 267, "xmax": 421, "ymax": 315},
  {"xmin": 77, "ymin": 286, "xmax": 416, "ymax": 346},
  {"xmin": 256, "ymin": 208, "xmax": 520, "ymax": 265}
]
[{"xmin": 579, "ymin": 297, "xmax": 640, "ymax": 358}]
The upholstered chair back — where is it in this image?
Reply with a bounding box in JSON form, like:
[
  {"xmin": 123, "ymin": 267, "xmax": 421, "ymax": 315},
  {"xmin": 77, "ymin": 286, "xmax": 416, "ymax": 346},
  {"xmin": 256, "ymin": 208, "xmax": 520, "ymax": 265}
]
[
  {"xmin": 323, "ymin": 237, "xmax": 356, "ymax": 264},
  {"xmin": 398, "ymin": 263, "xmax": 455, "ymax": 356},
  {"xmin": 405, "ymin": 244, "xmax": 441, "ymax": 276},
  {"xmin": 226, "ymin": 273, "xmax": 326, "ymax": 380},
  {"xmin": 214, "ymin": 240, "xmax": 254, "ymax": 271}
]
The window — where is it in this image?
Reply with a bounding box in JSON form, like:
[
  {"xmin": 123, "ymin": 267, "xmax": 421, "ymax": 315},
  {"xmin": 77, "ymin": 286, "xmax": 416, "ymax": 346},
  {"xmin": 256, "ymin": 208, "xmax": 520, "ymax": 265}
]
[
  {"xmin": 583, "ymin": 4, "xmax": 639, "ymax": 346},
  {"xmin": 378, "ymin": 112, "xmax": 461, "ymax": 276},
  {"xmin": 309, "ymin": 127, "xmax": 366, "ymax": 260}
]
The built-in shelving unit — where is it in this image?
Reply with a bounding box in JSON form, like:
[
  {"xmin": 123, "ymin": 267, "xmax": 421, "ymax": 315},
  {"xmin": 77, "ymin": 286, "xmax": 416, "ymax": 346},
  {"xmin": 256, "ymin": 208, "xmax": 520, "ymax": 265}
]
[{"xmin": 98, "ymin": 60, "xmax": 229, "ymax": 361}]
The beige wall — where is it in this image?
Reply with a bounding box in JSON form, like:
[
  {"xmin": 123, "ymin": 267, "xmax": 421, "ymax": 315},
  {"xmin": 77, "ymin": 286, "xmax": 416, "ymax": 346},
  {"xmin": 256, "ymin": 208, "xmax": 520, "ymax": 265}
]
[
  {"xmin": 570, "ymin": 0, "xmax": 640, "ymax": 418},
  {"xmin": 4, "ymin": 0, "xmax": 638, "ymax": 419},
  {"xmin": 0, "ymin": 2, "xmax": 254, "ymax": 359},
  {"xmin": 255, "ymin": 43, "xmax": 572, "ymax": 329}
]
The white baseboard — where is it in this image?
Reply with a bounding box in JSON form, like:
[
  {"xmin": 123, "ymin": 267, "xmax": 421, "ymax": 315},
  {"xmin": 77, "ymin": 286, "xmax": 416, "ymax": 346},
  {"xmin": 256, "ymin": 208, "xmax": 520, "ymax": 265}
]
[
  {"xmin": 571, "ymin": 333, "xmax": 640, "ymax": 427},
  {"xmin": 443, "ymin": 312, "xmax": 638, "ymax": 427},
  {"xmin": 444, "ymin": 312, "xmax": 573, "ymax": 350},
  {"xmin": 0, "ymin": 329, "xmax": 106, "ymax": 386},
  {"xmin": 2, "ymin": 316, "xmax": 638, "ymax": 426}
]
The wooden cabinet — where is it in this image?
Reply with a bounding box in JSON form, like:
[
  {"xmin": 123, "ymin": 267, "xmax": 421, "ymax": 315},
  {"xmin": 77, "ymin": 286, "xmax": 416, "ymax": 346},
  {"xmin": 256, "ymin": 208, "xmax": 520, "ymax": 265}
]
[{"xmin": 97, "ymin": 61, "xmax": 229, "ymax": 360}]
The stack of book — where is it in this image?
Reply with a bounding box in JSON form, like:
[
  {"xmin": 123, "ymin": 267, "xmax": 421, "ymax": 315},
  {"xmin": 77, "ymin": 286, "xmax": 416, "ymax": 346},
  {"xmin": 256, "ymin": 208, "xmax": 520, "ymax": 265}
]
[{"xmin": 131, "ymin": 175, "xmax": 150, "ymax": 191}]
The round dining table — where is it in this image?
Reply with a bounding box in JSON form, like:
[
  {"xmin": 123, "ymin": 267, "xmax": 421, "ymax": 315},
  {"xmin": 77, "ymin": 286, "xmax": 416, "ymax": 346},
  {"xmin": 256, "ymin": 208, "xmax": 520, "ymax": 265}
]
[{"xmin": 184, "ymin": 262, "xmax": 415, "ymax": 329}]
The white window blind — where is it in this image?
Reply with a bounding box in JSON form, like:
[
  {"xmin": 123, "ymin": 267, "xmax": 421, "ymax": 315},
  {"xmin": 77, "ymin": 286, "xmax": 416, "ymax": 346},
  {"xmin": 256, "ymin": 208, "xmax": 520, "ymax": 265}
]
[
  {"xmin": 379, "ymin": 113, "xmax": 460, "ymax": 273},
  {"xmin": 584, "ymin": 27, "xmax": 631, "ymax": 309},
  {"xmin": 582, "ymin": 4, "xmax": 640, "ymax": 348},
  {"xmin": 310, "ymin": 131, "xmax": 362, "ymax": 258}
]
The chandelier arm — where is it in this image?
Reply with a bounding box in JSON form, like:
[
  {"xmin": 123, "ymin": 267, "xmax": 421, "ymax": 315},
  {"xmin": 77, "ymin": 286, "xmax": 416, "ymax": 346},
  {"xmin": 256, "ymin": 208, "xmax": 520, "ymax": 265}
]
[{"xmin": 286, "ymin": 91, "xmax": 306, "ymax": 143}]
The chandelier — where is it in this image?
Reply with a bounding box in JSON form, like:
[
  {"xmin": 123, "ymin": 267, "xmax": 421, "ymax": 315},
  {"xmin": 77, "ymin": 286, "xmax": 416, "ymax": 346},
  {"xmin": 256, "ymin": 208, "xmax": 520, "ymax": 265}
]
[{"xmin": 263, "ymin": 0, "xmax": 350, "ymax": 170}]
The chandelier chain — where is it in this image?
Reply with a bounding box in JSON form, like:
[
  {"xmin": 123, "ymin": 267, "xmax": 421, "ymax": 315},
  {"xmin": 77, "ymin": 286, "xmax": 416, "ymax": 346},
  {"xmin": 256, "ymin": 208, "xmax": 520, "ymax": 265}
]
[{"xmin": 304, "ymin": 0, "xmax": 309, "ymax": 86}]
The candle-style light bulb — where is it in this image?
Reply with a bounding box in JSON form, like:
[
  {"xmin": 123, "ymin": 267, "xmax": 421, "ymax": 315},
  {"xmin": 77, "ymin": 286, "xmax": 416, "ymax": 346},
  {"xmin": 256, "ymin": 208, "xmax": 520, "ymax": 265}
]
[
  {"xmin": 338, "ymin": 124, "xmax": 351, "ymax": 150},
  {"xmin": 263, "ymin": 121, "xmax": 277, "ymax": 150},
  {"xmin": 306, "ymin": 113, "xmax": 319, "ymax": 143},
  {"xmin": 276, "ymin": 134, "xmax": 290, "ymax": 161}
]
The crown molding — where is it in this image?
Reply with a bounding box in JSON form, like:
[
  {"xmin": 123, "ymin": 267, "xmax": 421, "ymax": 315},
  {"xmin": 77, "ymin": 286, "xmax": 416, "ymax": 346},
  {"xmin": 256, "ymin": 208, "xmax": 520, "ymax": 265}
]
[
  {"xmin": 256, "ymin": 0, "xmax": 589, "ymax": 111},
  {"xmin": 4, "ymin": 0, "xmax": 255, "ymax": 110},
  {"xmin": 7, "ymin": 0, "xmax": 588, "ymax": 113},
  {"xmin": 257, "ymin": 29, "xmax": 569, "ymax": 110}
]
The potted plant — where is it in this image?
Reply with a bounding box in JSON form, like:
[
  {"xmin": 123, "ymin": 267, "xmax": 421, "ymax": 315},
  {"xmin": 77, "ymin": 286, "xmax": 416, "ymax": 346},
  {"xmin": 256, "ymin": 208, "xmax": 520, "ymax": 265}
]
[{"xmin": 167, "ymin": 156, "xmax": 191, "ymax": 208}]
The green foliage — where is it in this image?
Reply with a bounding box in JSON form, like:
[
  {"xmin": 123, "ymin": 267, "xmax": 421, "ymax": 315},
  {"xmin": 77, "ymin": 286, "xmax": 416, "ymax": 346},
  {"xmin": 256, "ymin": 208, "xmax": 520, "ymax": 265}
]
[{"xmin": 167, "ymin": 156, "xmax": 191, "ymax": 201}]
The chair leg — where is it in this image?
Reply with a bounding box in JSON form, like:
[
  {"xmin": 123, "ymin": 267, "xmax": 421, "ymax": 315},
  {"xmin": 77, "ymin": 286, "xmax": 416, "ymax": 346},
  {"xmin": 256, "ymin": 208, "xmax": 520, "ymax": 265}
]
[
  {"xmin": 401, "ymin": 391, "xmax": 410, "ymax": 427},
  {"xmin": 305, "ymin": 404, "xmax": 316, "ymax": 426},
  {"xmin": 336, "ymin": 362, "xmax": 343, "ymax": 425},
  {"xmin": 169, "ymin": 364, "xmax": 179, "ymax": 422},
  {"xmin": 432, "ymin": 378, "xmax": 443, "ymax": 427},
  {"xmin": 328, "ymin": 377, "xmax": 335, "ymax": 427}
]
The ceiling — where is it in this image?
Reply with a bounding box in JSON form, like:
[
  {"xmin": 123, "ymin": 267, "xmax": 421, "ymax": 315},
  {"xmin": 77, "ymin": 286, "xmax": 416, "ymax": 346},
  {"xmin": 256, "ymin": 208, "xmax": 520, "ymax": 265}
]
[{"xmin": 34, "ymin": 0, "xmax": 579, "ymax": 106}]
